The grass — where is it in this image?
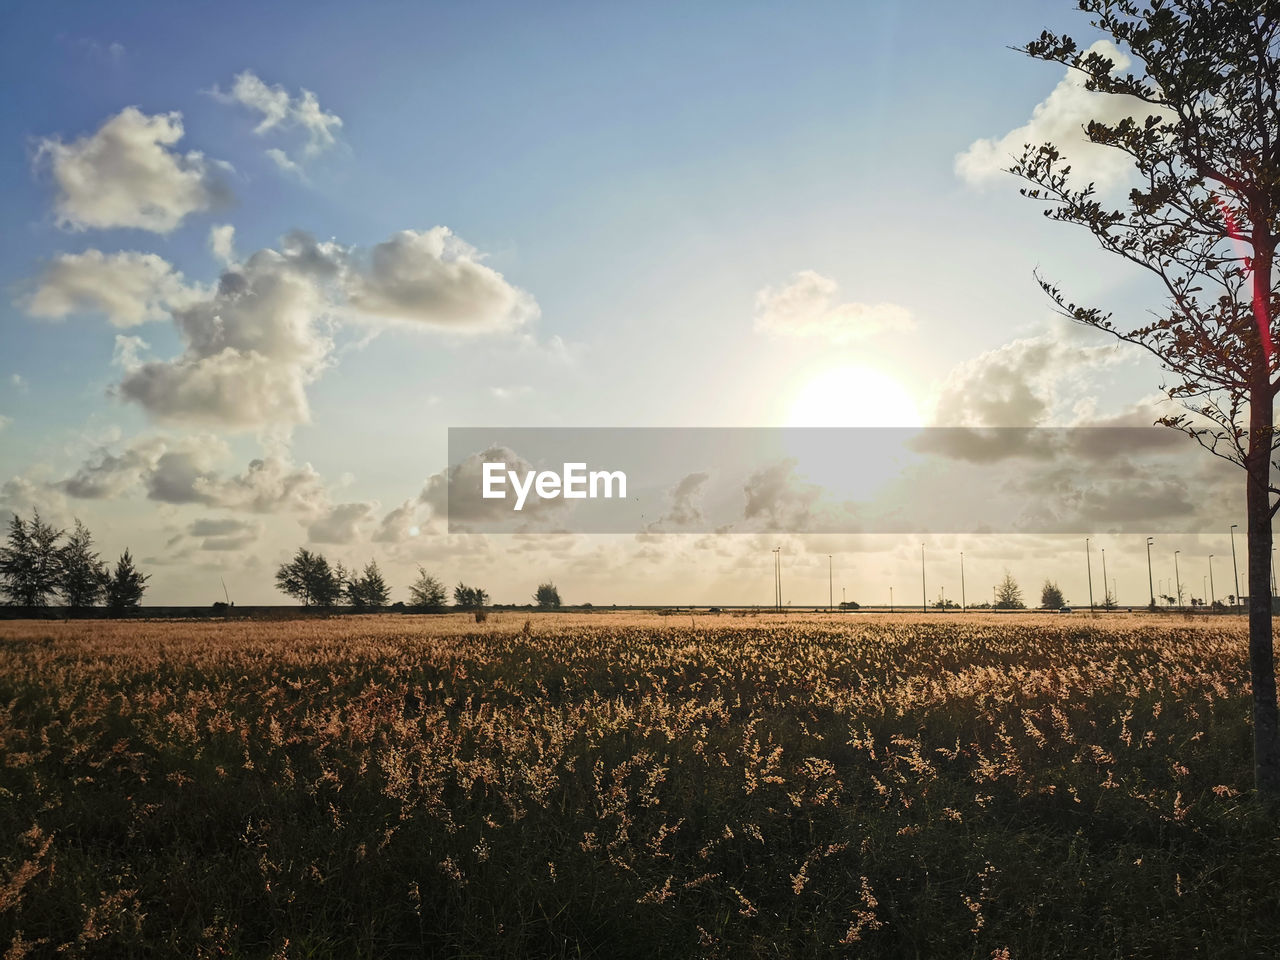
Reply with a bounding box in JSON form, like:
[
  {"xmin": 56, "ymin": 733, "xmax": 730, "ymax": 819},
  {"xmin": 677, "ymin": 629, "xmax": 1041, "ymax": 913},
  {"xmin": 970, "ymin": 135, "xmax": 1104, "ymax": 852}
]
[{"xmin": 0, "ymin": 612, "xmax": 1276, "ymax": 958}]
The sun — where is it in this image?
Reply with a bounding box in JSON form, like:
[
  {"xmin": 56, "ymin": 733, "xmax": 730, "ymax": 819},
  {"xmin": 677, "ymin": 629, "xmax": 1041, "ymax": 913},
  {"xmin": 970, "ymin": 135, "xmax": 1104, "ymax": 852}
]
[{"xmin": 786, "ymin": 365, "xmax": 923, "ymax": 427}]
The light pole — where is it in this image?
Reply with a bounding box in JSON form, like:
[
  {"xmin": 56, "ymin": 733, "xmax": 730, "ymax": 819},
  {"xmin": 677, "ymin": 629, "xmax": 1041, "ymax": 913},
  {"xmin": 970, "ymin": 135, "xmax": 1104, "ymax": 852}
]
[
  {"xmin": 772, "ymin": 547, "xmax": 781, "ymax": 611},
  {"xmin": 1231, "ymin": 524, "xmax": 1241, "ymax": 609},
  {"xmin": 921, "ymin": 543, "xmax": 927, "ymax": 614},
  {"xmin": 890, "ymin": 586, "xmax": 894, "ymax": 613},
  {"xmin": 1210, "ymin": 554, "xmax": 1216, "ymax": 606},
  {"xmin": 828, "ymin": 555, "xmax": 832, "ymax": 612},
  {"xmin": 1146, "ymin": 537, "xmax": 1155, "ymax": 608},
  {"xmin": 1101, "ymin": 547, "xmax": 1109, "ymax": 608},
  {"xmin": 1174, "ymin": 550, "xmax": 1182, "ymax": 609},
  {"xmin": 960, "ymin": 551, "xmax": 967, "ymax": 612},
  {"xmin": 1085, "ymin": 538, "xmax": 1094, "ymax": 612}
]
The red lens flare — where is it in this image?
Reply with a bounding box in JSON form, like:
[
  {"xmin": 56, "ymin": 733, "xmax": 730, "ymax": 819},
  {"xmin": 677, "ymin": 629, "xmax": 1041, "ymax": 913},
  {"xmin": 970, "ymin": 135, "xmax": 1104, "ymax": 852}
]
[{"xmin": 1215, "ymin": 197, "xmax": 1274, "ymax": 362}]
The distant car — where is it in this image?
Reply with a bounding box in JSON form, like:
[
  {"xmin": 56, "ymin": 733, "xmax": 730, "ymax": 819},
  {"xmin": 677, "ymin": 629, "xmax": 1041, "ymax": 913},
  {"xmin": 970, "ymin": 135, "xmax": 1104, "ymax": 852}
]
[{"xmin": 1059, "ymin": 606, "xmax": 1073, "ymax": 613}]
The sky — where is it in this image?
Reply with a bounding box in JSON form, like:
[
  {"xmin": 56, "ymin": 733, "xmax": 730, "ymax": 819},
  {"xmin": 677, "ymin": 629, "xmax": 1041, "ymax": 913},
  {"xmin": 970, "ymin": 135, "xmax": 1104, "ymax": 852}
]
[{"xmin": 0, "ymin": 0, "xmax": 1251, "ymax": 608}]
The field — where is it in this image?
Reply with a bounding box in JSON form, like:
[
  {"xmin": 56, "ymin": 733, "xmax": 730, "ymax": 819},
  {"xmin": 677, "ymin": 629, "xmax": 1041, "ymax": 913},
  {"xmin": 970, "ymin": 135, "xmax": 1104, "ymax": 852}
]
[{"xmin": 1, "ymin": 612, "xmax": 1277, "ymax": 959}]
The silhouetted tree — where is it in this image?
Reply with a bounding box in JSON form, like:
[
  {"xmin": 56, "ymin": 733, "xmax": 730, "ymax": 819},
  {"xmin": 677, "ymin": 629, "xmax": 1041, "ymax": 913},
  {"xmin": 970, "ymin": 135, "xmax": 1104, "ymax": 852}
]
[
  {"xmin": 276, "ymin": 548, "xmax": 342, "ymax": 607},
  {"xmin": 347, "ymin": 560, "xmax": 390, "ymax": 610},
  {"xmin": 0, "ymin": 510, "xmax": 63, "ymax": 607},
  {"xmin": 105, "ymin": 549, "xmax": 149, "ymax": 613},
  {"xmin": 1040, "ymin": 580, "xmax": 1066, "ymax": 610},
  {"xmin": 58, "ymin": 519, "xmax": 109, "ymax": 609},
  {"xmin": 453, "ymin": 582, "xmax": 489, "ymax": 610},
  {"xmin": 408, "ymin": 568, "xmax": 447, "ymax": 611},
  {"xmin": 995, "ymin": 571, "xmax": 1025, "ymax": 610},
  {"xmin": 1010, "ymin": 0, "xmax": 1280, "ymax": 795},
  {"xmin": 534, "ymin": 582, "xmax": 562, "ymax": 608}
]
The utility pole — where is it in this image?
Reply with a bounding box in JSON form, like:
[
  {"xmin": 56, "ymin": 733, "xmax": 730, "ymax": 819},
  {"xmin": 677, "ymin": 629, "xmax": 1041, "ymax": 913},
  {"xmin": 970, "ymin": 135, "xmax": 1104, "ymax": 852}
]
[
  {"xmin": 890, "ymin": 586, "xmax": 894, "ymax": 613},
  {"xmin": 1209, "ymin": 554, "xmax": 1216, "ymax": 606},
  {"xmin": 1174, "ymin": 550, "xmax": 1182, "ymax": 609},
  {"xmin": 828, "ymin": 555, "xmax": 833, "ymax": 612},
  {"xmin": 921, "ymin": 543, "xmax": 927, "ymax": 614},
  {"xmin": 1231, "ymin": 524, "xmax": 1241, "ymax": 610},
  {"xmin": 960, "ymin": 551, "xmax": 966, "ymax": 612},
  {"xmin": 1146, "ymin": 537, "xmax": 1155, "ymax": 608},
  {"xmin": 1085, "ymin": 538, "xmax": 1094, "ymax": 612}
]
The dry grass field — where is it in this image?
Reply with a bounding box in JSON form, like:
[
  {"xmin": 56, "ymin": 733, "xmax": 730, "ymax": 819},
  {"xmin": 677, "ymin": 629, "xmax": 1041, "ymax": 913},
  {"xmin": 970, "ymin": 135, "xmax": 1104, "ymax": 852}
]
[{"xmin": 1, "ymin": 612, "xmax": 1276, "ymax": 958}]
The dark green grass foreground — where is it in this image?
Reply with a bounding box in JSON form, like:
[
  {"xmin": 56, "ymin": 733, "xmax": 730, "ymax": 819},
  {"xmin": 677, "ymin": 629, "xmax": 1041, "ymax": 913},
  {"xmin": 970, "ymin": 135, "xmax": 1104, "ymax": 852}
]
[{"xmin": 0, "ymin": 612, "xmax": 1277, "ymax": 958}]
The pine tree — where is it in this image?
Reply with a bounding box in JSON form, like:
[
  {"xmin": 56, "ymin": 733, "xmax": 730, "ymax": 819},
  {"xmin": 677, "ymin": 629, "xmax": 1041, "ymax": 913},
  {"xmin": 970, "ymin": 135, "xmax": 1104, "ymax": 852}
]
[
  {"xmin": 59, "ymin": 519, "xmax": 109, "ymax": 609},
  {"xmin": 0, "ymin": 511, "xmax": 63, "ymax": 606},
  {"xmin": 408, "ymin": 568, "xmax": 447, "ymax": 611},
  {"xmin": 105, "ymin": 549, "xmax": 149, "ymax": 613},
  {"xmin": 995, "ymin": 571, "xmax": 1025, "ymax": 610},
  {"xmin": 1040, "ymin": 580, "xmax": 1065, "ymax": 610},
  {"xmin": 347, "ymin": 560, "xmax": 390, "ymax": 610}
]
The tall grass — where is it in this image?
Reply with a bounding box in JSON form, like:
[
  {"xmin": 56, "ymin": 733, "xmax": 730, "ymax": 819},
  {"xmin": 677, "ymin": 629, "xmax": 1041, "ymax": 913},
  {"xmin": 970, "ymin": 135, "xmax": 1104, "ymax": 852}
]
[{"xmin": 0, "ymin": 613, "xmax": 1275, "ymax": 958}]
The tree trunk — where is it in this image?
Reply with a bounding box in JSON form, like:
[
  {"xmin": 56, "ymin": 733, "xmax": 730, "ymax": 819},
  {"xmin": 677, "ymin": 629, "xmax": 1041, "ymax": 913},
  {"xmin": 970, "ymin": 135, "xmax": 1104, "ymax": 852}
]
[{"xmin": 1248, "ymin": 365, "xmax": 1280, "ymax": 799}]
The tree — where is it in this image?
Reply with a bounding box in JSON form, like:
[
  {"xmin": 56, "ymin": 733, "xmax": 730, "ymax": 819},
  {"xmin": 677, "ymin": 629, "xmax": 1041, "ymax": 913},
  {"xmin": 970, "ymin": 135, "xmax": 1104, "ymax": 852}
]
[
  {"xmin": 1009, "ymin": 2, "xmax": 1280, "ymax": 795},
  {"xmin": 534, "ymin": 582, "xmax": 562, "ymax": 608},
  {"xmin": 453, "ymin": 582, "xmax": 489, "ymax": 610},
  {"xmin": 408, "ymin": 568, "xmax": 447, "ymax": 611},
  {"xmin": 105, "ymin": 549, "xmax": 149, "ymax": 613},
  {"xmin": 0, "ymin": 510, "xmax": 63, "ymax": 607},
  {"xmin": 995, "ymin": 571, "xmax": 1025, "ymax": 610},
  {"xmin": 275, "ymin": 548, "xmax": 343, "ymax": 608},
  {"xmin": 58, "ymin": 519, "xmax": 109, "ymax": 609},
  {"xmin": 347, "ymin": 560, "xmax": 390, "ymax": 610},
  {"xmin": 1041, "ymin": 579, "xmax": 1066, "ymax": 610}
]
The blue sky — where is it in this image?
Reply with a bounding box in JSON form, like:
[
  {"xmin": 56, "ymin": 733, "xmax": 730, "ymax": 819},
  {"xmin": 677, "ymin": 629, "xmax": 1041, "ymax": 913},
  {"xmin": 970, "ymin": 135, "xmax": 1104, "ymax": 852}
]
[{"xmin": 2, "ymin": 0, "xmax": 1223, "ymax": 606}]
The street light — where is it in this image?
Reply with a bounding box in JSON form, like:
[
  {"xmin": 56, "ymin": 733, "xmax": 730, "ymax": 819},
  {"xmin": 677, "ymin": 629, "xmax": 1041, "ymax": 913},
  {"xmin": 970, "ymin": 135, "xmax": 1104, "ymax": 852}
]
[
  {"xmin": 921, "ymin": 543, "xmax": 927, "ymax": 614},
  {"xmin": 772, "ymin": 547, "xmax": 781, "ymax": 611},
  {"xmin": 1210, "ymin": 554, "xmax": 1216, "ymax": 606},
  {"xmin": 1101, "ymin": 547, "xmax": 1109, "ymax": 608},
  {"xmin": 1085, "ymin": 538, "xmax": 1095, "ymax": 613},
  {"xmin": 1174, "ymin": 550, "xmax": 1182, "ymax": 609},
  {"xmin": 827, "ymin": 554, "xmax": 832, "ymax": 612},
  {"xmin": 1146, "ymin": 537, "xmax": 1155, "ymax": 608},
  {"xmin": 1231, "ymin": 524, "xmax": 1241, "ymax": 609},
  {"xmin": 960, "ymin": 551, "xmax": 966, "ymax": 612}
]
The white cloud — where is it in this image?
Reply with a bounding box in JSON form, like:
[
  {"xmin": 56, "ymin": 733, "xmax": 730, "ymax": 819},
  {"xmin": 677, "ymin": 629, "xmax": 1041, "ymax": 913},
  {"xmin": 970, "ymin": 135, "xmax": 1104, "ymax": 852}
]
[
  {"xmin": 117, "ymin": 244, "xmax": 335, "ymax": 429},
  {"xmin": 23, "ymin": 249, "xmax": 201, "ymax": 327},
  {"xmin": 0, "ymin": 414, "xmax": 10, "ymax": 432},
  {"xmin": 931, "ymin": 325, "xmax": 1128, "ymax": 428},
  {"xmin": 208, "ymin": 224, "xmax": 236, "ymax": 265},
  {"xmin": 55, "ymin": 435, "xmax": 330, "ymax": 516},
  {"xmin": 33, "ymin": 227, "xmax": 540, "ymax": 431},
  {"xmin": 265, "ymin": 148, "xmax": 305, "ymax": 179},
  {"xmin": 35, "ymin": 107, "xmax": 229, "ymax": 232},
  {"xmin": 347, "ymin": 228, "xmax": 539, "ymax": 332},
  {"xmin": 10, "ymin": 374, "xmax": 27, "ymax": 392},
  {"xmin": 955, "ymin": 40, "xmax": 1158, "ymax": 189},
  {"xmin": 753, "ymin": 270, "xmax": 913, "ymax": 343},
  {"xmin": 308, "ymin": 501, "xmax": 377, "ymax": 544},
  {"xmin": 212, "ymin": 71, "xmax": 343, "ymax": 170}
]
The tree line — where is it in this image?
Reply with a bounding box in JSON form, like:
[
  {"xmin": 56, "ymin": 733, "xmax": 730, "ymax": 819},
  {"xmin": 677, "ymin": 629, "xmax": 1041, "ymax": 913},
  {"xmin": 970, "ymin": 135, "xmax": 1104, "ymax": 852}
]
[
  {"xmin": 274, "ymin": 546, "xmax": 563, "ymax": 612},
  {"xmin": 0, "ymin": 510, "xmax": 149, "ymax": 612}
]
